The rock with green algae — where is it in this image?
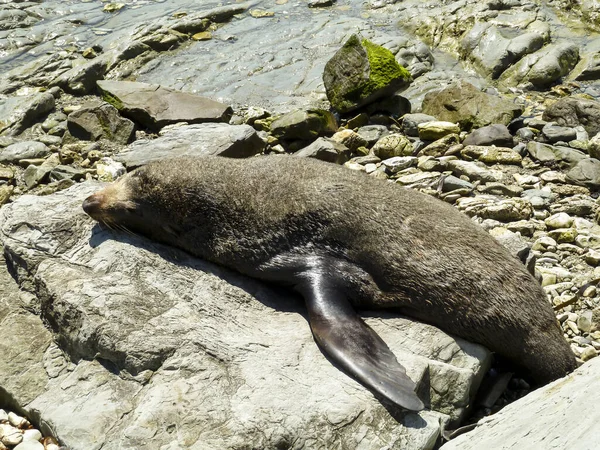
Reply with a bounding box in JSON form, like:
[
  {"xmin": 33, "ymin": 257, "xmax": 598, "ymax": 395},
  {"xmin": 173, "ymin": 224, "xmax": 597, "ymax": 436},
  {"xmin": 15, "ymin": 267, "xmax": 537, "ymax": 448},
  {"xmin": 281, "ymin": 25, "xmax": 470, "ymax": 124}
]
[{"xmin": 323, "ymin": 34, "xmax": 412, "ymax": 114}]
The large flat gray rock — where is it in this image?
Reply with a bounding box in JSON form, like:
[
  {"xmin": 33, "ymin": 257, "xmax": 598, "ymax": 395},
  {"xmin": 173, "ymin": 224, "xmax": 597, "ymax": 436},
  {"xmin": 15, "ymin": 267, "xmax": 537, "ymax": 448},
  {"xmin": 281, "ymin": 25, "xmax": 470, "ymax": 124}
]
[
  {"xmin": 114, "ymin": 123, "xmax": 265, "ymax": 168},
  {"xmin": 441, "ymin": 357, "xmax": 600, "ymax": 450},
  {"xmin": 97, "ymin": 80, "xmax": 233, "ymax": 131},
  {"xmin": 0, "ymin": 182, "xmax": 491, "ymax": 449}
]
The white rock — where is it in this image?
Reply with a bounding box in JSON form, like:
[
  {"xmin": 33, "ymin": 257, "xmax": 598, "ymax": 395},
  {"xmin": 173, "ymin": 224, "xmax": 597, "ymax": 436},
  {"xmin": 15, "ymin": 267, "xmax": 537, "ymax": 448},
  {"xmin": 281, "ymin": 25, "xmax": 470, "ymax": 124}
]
[
  {"xmin": 22, "ymin": 429, "xmax": 42, "ymax": 442},
  {"xmin": 585, "ymin": 249, "xmax": 600, "ymax": 266},
  {"xmin": 0, "ymin": 424, "xmax": 23, "ymax": 446},
  {"xmin": 13, "ymin": 440, "xmax": 44, "ymax": 450},
  {"xmin": 95, "ymin": 157, "xmax": 126, "ymax": 182},
  {"xmin": 441, "ymin": 358, "xmax": 600, "ymax": 450},
  {"xmin": 0, "ymin": 409, "xmax": 7, "ymax": 422},
  {"xmin": 578, "ymin": 311, "xmax": 593, "ymax": 333},
  {"xmin": 545, "ymin": 212, "xmax": 573, "ymax": 229},
  {"xmin": 8, "ymin": 412, "xmax": 28, "ymax": 428}
]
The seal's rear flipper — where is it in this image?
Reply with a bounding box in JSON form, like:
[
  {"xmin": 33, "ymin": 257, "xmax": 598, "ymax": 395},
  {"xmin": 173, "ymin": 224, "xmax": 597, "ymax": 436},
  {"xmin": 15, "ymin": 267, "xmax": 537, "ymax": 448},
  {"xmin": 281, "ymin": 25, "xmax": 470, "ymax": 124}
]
[{"xmin": 299, "ymin": 274, "xmax": 425, "ymax": 411}]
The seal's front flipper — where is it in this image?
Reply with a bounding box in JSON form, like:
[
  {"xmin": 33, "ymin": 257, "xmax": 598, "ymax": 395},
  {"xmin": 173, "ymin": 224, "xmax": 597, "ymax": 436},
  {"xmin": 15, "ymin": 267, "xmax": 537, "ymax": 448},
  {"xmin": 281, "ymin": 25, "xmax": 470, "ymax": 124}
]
[{"xmin": 298, "ymin": 272, "xmax": 425, "ymax": 411}]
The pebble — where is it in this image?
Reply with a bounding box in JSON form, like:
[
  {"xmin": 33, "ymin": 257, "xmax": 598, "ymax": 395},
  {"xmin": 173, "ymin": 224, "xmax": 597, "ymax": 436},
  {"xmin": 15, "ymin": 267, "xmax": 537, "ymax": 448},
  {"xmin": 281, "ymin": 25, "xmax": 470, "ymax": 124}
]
[
  {"xmin": 566, "ymin": 320, "xmax": 580, "ymax": 335},
  {"xmin": 22, "ymin": 429, "xmax": 42, "ymax": 442},
  {"xmin": 580, "ymin": 347, "xmax": 598, "ymax": 361},
  {"xmin": 13, "ymin": 441, "xmax": 44, "ymax": 450},
  {"xmin": 545, "ymin": 212, "xmax": 574, "ymax": 229},
  {"xmin": 8, "ymin": 412, "xmax": 29, "ymax": 428},
  {"xmin": 577, "ymin": 311, "xmax": 593, "ymax": 333},
  {"xmin": 0, "ymin": 424, "xmax": 23, "ymax": 446}
]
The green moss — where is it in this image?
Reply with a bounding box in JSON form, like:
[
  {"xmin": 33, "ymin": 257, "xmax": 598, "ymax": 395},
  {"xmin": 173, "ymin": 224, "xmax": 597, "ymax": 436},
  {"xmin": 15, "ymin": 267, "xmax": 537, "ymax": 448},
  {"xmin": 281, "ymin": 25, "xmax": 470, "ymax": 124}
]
[
  {"xmin": 102, "ymin": 91, "xmax": 124, "ymax": 111},
  {"xmin": 362, "ymin": 38, "xmax": 411, "ymax": 94}
]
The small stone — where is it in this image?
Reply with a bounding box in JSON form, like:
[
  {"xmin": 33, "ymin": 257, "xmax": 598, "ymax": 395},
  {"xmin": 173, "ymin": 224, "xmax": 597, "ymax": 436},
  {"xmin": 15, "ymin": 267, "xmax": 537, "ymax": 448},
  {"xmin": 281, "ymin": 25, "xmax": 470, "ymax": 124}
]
[
  {"xmin": 308, "ymin": 0, "xmax": 334, "ymax": 7},
  {"xmin": 293, "ymin": 137, "xmax": 350, "ymax": 164},
  {"xmin": 585, "ymin": 249, "xmax": 600, "ymax": 266},
  {"xmin": 0, "ymin": 185, "xmax": 14, "ymax": 206},
  {"xmin": 22, "ymin": 429, "xmax": 42, "ymax": 442},
  {"xmin": 372, "ymin": 134, "xmax": 412, "ymax": 159},
  {"xmin": 344, "ymin": 162, "xmax": 365, "ymax": 171},
  {"xmin": 548, "ymin": 228, "xmax": 578, "ymax": 244},
  {"xmin": 545, "ymin": 212, "xmax": 574, "ymax": 230},
  {"xmin": 0, "ymin": 410, "xmax": 7, "ymax": 421},
  {"xmin": 402, "ymin": 113, "xmax": 436, "ymax": 137},
  {"xmin": 566, "ymin": 320, "xmax": 580, "ymax": 334},
  {"xmin": 13, "ymin": 441, "xmax": 45, "ymax": 450},
  {"xmin": 192, "ymin": 31, "xmax": 212, "ymax": 41},
  {"xmin": 8, "ymin": 412, "xmax": 28, "ymax": 428},
  {"xmin": 513, "ymin": 173, "xmax": 540, "ymax": 187},
  {"xmin": 578, "ymin": 311, "xmax": 593, "ymax": 333},
  {"xmin": 540, "ymin": 272, "xmax": 557, "ymax": 287},
  {"xmin": 381, "ymin": 156, "xmax": 417, "ymax": 173},
  {"xmin": 463, "ymin": 124, "xmax": 514, "ymax": 147},
  {"xmin": 270, "ymin": 109, "xmax": 337, "ymax": 141},
  {"xmin": 0, "ymin": 141, "xmax": 50, "ymax": 164},
  {"xmin": 418, "ymin": 121, "xmax": 460, "ymax": 141},
  {"xmin": 541, "ymin": 123, "xmax": 577, "ymax": 143},
  {"xmin": 395, "ymin": 171, "xmax": 441, "ymax": 187},
  {"xmin": 441, "ymin": 175, "xmax": 474, "ymax": 192},
  {"xmin": 250, "ymin": 9, "xmax": 275, "ymax": 18},
  {"xmin": 103, "ymin": 3, "xmax": 125, "ymax": 12},
  {"xmin": 356, "ymin": 125, "xmax": 389, "ymax": 145},
  {"xmin": 461, "ymin": 145, "xmax": 522, "ymax": 165},
  {"xmin": 0, "ymin": 424, "xmax": 23, "ymax": 446},
  {"xmin": 580, "ymin": 347, "xmax": 598, "ymax": 361},
  {"xmin": 96, "ymin": 158, "xmax": 126, "ymax": 182},
  {"xmin": 330, "ymin": 129, "xmax": 368, "ymax": 152},
  {"xmin": 540, "ymin": 171, "xmax": 566, "ymax": 183},
  {"xmin": 419, "ymin": 134, "xmax": 460, "ymax": 157}
]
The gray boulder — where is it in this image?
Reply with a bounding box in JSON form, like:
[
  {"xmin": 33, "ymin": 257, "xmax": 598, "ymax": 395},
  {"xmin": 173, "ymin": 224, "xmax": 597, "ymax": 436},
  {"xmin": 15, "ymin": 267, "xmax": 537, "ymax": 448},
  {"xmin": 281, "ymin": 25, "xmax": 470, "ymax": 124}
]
[
  {"xmin": 527, "ymin": 142, "xmax": 587, "ymax": 167},
  {"xmin": 293, "ymin": 137, "xmax": 350, "ymax": 164},
  {"xmin": 115, "ymin": 123, "xmax": 265, "ymax": 168},
  {"xmin": 421, "ymin": 81, "xmax": 522, "ymax": 129},
  {"xmin": 498, "ymin": 43, "xmax": 580, "ymax": 89},
  {"xmin": 97, "ymin": 80, "xmax": 233, "ymax": 132},
  {"xmin": 0, "ymin": 183, "xmax": 491, "ymax": 449},
  {"xmin": 441, "ymin": 358, "xmax": 600, "ymax": 450},
  {"xmin": 66, "ymin": 103, "xmax": 135, "ymax": 145},
  {"xmin": 542, "ymin": 97, "xmax": 600, "ymax": 137},
  {"xmin": 541, "ymin": 123, "xmax": 577, "ymax": 143},
  {"xmin": 566, "ymin": 158, "xmax": 600, "ymax": 189},
  {"xmin": 0, "ymin": 141, "xmax": 50, "ymax": 164},
  {"xmin": 0, "ymin": 92, "xmax": 55, "ymax": 136},
  {"xmin": 270, "ymin": 109, "xmax": 337, "ymax": 141},
  {"xmin": 463, "ymin": 124, "xmax": 513, "ymax": 147},
  {"xmin": 460, "ymin": 22, "xmax": 548, "ymax": 79},
  {"xmin": 323, "ymin": 34, "xmax": 412, "ymax": 113}
]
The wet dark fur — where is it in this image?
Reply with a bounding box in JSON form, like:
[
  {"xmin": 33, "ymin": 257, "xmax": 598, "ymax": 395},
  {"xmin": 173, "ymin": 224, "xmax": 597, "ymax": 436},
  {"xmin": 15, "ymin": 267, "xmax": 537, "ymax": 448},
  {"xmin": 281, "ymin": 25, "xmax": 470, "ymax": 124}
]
[{"xmin": 85, "ymin": 155, "xmax": 576, "ymax": 384}]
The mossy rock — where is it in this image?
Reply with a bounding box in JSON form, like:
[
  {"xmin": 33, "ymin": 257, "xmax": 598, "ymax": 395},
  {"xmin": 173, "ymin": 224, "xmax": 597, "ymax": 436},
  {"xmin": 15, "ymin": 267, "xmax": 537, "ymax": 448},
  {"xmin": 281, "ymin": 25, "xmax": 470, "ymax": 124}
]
[{"xmin": 323, "ymin": 35, "xmax": 412, "ymax": 114}]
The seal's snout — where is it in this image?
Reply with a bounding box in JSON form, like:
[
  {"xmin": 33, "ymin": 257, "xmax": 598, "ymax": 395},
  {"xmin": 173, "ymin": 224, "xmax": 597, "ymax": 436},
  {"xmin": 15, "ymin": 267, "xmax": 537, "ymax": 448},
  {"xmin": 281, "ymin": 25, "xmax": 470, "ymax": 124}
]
[{"xmin": 82, "ymin": 193, "xmax": 103, "ymax": 219}]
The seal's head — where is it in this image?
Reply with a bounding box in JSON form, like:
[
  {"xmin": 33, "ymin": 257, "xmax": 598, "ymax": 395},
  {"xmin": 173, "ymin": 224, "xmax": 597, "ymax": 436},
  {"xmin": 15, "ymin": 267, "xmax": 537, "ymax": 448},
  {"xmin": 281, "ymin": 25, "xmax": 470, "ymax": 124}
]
[{"xmin": 82, "ymin": 166, "xmax": 174, "ymax": 240}]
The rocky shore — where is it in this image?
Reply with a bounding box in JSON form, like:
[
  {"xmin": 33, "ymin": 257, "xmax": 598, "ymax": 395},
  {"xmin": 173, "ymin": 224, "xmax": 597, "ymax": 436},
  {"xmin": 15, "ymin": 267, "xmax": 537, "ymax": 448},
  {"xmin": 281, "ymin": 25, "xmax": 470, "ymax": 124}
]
[{"xmin": 2, "ymin": 0, "xmax": 600, "ymax": 449}]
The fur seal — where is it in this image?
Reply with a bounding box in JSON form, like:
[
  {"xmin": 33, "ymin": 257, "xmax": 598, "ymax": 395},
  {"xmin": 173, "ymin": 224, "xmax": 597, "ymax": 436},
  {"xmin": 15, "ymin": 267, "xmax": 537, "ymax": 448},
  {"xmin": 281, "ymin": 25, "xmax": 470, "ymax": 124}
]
[{"xmin": 82, "ymin": 155, "xmax": 576, "ymax": 411}]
